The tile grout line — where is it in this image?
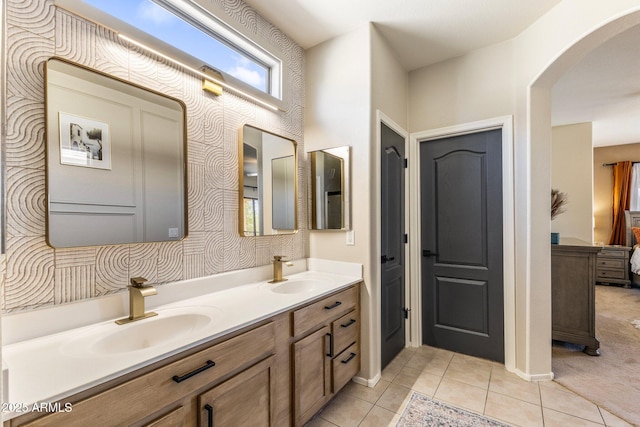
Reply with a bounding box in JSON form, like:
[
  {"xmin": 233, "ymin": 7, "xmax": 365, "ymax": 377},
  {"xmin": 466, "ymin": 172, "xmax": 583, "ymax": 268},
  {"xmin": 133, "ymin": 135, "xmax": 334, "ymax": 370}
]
[
  {"xmin": 482, "ymin": 365, "xmax": 493, "ymax": 417},
  {"xmin": 538, "ymin": 382, "xmax": 547, "ymax": 427},
  {"xmin": 431, "ymin": 351, "xmax": 453, "ymax": 400}
]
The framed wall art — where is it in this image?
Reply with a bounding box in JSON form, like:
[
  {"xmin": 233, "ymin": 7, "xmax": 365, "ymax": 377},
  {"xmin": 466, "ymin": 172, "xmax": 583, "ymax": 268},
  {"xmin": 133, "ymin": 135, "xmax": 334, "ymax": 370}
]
[{"xmin": 59, "ymin": 112, "xmax": 111, "ymax": 170}]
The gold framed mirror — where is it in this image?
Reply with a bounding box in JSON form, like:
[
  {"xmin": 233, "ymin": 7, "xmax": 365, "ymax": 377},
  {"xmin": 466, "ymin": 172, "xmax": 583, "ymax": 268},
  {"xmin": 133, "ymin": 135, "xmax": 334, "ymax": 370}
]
[
  {"xmin": 239, "ymin": 125, "xmax": 298, "ymax": 236},
  {"xmin": 309, "ymin": 146, "xmax": 351, "ymax": 230},
  {"xmin": 45, "ymin": 58, "xmax": 187, "ymax": 248}
]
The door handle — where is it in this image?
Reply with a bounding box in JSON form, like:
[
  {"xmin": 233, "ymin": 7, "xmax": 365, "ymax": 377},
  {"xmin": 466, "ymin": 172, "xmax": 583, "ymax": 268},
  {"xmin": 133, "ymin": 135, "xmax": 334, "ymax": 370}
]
[
  {"xmin": 381, "ymin": 255, "xmax": 395, "ymax": 263},
  {"xmin": 422, "ymin": 250, "xmax": 438, "ymax": 257}
]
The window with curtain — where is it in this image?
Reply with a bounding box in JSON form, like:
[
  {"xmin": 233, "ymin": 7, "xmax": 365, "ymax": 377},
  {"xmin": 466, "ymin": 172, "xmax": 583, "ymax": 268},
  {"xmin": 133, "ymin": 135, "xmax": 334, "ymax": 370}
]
[{"xmin": 630, "ymin": 163, "xmax": 640, "ymax": 211}]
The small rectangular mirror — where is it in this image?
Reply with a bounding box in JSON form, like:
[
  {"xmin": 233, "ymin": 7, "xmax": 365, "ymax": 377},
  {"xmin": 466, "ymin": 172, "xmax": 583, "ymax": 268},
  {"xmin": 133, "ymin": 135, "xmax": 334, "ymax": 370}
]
[
  {"xmin": 45, "ymin": 58, "xmax": 187, "ymax": 247},
  {"xmin": 309, "ymin": 146, "xmax": 351, "ymax": 230},
  {"xmin": 239, "ymin": 125, "xmax": 298, "ymax": 236}
]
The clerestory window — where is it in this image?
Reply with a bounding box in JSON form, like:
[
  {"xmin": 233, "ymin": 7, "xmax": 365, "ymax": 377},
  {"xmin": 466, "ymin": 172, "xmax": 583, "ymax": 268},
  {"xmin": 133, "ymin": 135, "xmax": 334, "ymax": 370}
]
[{"xmin": 57, "ymin": 0, "xmax": 282, "ymax": 99}]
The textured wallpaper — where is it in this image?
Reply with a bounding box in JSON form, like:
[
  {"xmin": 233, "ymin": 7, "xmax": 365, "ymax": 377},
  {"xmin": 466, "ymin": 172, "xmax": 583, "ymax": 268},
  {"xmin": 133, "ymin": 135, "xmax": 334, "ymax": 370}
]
[{"xmin": 3, "ymin": 0, "xmax": 307, "ymax": 312}]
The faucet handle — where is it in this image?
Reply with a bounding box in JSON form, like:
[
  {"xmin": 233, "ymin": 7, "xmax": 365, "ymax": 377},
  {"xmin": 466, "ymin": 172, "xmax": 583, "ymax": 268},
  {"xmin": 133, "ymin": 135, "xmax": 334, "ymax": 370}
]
[
  {"xmin": 130, "ymin": 277, "xmax": 148, "ymax": 287},
  {"xmin": 272, "ymin": 255, "xmax": 286, "ymax": 262}
]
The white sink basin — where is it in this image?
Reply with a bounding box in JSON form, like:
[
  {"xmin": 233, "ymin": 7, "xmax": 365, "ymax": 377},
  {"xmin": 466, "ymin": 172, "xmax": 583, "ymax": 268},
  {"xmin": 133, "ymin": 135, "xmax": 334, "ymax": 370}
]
[
  {"xmin": 62, "ymin": 306, "xmax": 221, "ymax": 356},
  {"xmin": 268, "ymin": 279, "xmax": 326, "ymax": 294}
]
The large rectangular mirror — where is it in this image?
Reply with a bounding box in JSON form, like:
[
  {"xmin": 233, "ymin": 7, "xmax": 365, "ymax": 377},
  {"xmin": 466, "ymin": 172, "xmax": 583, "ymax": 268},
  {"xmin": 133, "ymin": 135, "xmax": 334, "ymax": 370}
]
[
  {"xmin": 45, "ymin": 58, "xmax": 187, "ymax": 248},
  {"xmin": 309, "ymin": 146, "xmax": 351, "ymax": 230},
  {"xmin": 239, "ymin": 125, "xmax": 298, "ymax": 236}
]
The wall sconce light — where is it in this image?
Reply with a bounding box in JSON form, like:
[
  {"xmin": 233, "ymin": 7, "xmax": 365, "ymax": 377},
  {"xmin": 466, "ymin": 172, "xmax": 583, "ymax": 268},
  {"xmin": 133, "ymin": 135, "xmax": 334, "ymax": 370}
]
[
  {"xmin": 201, "ymin": 67, "xmax": 223, "ymax": 96},
  {"xmin": 118, "ymin": 34, "xmax": 279, "ymax": 111}
]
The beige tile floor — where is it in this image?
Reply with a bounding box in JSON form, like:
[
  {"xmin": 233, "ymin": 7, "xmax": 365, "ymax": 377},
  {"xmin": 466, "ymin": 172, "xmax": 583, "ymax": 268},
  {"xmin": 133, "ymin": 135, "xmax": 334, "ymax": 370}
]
[{"xmin": 307, "ymin": 346, "xmax": 635, "ymax": 427}]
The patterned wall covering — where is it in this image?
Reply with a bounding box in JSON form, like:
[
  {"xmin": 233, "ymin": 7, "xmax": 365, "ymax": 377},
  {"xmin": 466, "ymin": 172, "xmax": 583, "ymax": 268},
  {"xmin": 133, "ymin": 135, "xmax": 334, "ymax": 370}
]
[{"xmin": 3, "ymin": 0, "xmax": 307, "ymax": 312}]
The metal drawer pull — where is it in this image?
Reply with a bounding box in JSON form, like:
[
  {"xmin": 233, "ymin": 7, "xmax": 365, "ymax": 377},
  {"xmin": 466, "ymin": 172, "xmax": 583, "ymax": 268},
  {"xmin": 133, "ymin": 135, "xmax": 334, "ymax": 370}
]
[
  {"xmin": 326, "ymin": 333, "xmax": 334, "ymax": 357},
  {"xmin": 341, "ymin": 352, "xmax": 357, "ymax": 364},
  {"xmin": 341, "ymin": 319, "xmax": 356, "ymax": 328},
  {"xmin": 324, "ymin": 301, "xmax": 342, "ymax": 310},
  {"xmin": 172, "ymin": 360, "xmax": 215, "ymax": 383},
  {"xmin": 204, "ymin": 403, "xmax": 214, "ymax": 427}
]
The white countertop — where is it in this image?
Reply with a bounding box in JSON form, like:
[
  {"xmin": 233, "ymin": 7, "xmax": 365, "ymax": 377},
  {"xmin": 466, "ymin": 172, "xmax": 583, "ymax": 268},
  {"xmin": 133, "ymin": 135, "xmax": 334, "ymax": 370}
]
[{"xmin": 2, "ymin": 258, "xmax": 362, "ymax": 421}]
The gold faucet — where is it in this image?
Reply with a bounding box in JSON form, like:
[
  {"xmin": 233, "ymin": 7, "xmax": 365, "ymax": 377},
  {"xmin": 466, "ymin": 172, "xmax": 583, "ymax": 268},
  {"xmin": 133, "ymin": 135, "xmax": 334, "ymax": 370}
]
[
  {"xmin": 269, "ymin": 256, "xmax": 293, "ymax": 283},
  {"xmin": 115, "ymin": 277, "xmax": 158, "ymax": 324}
]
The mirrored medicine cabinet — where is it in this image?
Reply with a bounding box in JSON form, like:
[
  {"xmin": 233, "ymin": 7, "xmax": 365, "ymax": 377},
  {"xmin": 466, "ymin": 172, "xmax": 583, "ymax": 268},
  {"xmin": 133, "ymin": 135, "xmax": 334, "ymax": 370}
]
[
  {"xmin": 239, "ymin": 125, "xmax": 298, "ymax": 236},
  {"xmin": 309, "ymin": 146, "xmax": 351, "ymax": 230},
  {"xmin": 45, "ymin": 58, "xmax": 187, "ymax": 248}
]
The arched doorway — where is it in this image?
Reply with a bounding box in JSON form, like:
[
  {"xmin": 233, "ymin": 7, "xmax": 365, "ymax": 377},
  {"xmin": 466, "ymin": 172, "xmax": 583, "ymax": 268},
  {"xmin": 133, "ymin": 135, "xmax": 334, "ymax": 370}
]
[{"xmin": 525, "ymin": 0, "xmax": 640, "ymax": 393}]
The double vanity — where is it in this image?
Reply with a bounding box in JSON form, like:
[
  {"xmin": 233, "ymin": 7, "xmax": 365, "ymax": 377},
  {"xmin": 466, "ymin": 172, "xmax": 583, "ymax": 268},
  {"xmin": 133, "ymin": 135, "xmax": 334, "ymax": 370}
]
[
  {"xmin": 2, "ymin": 57, "xmax": 361, "ymax": 426},
  {"xmin": 3, "ymin": 259, "xmax": 362, "ymax": 426}
]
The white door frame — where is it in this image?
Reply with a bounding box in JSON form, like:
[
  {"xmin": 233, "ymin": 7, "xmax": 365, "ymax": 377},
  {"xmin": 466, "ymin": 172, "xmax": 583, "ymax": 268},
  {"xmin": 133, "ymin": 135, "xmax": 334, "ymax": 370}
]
[
  {"xmin": 376, "ymin": 111, "xmax": 411, "ymax": 353},
  {"xmin": 409, "ymin": 116, "xmax": 515, "ymax": 371}
]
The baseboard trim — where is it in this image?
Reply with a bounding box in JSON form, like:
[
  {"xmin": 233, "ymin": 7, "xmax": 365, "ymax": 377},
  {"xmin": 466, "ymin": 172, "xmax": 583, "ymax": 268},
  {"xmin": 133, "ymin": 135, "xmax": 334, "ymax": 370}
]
[
  {"xmin": 513, "ymin": 368, "xmax": 555, "ymax": 382},
  {"xmin": 352, "ymin": 373, "xmax": 381, "ymax": 388}
]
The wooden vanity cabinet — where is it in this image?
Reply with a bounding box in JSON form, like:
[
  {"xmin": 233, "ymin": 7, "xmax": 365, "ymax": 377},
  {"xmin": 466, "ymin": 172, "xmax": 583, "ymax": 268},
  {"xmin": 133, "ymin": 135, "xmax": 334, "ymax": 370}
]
[
  {"xmin": 6, "ymin": 283, "xmax": 360, "ymax": 427},
  {"xmin": 7, "ymin": 320, "xmax": 281, "ymax": 427},
  {"xmin": 291, "ymin": 285, "xmax": 360, "ymax": 427}
]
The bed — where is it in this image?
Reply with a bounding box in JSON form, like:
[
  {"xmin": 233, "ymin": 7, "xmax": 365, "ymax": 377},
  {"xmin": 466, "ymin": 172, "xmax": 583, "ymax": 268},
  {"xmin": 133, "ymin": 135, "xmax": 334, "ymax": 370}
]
[{"xmin": 625, "ymin": 210, "xmax": 640, "ymax": 286}]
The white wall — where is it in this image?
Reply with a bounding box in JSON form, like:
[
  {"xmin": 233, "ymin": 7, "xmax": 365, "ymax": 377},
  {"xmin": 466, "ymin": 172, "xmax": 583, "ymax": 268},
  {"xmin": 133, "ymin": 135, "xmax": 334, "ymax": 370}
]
[
  {"xmin": 305, "ymin": 25, "xmax": 373, "ymax": 378},
  {"xmin": 305, "ymin": 23, "xmax": 408, "ymax": 382},
  {"xmin": 551, "ymin": 123, "xmax": 594, "ymax": 243},
  {"xmin": 409, "ymin": 40, "xmax": 515, "ymax": 132}
]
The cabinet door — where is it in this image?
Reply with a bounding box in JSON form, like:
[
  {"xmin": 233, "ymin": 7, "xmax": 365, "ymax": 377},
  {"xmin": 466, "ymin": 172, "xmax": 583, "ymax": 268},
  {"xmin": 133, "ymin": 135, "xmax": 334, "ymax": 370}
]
[
  {"xmin": 198, "ymin": 357, "xmax": 275, "ymax": 427},
  {"xmin": 142, "ymin": 406, "xmax": 185, "ymax": 427},
  {"xmin": 292, "ymin": 325, "xmax": 331, "ymax": 426}
]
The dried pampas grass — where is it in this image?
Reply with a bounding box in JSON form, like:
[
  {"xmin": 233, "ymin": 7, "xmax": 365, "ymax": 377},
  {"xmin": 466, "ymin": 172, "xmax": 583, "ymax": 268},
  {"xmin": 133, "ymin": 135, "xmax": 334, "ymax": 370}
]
[{"xmin": 551, "ymin": 189, "xmax": 568, "ymax": 220}]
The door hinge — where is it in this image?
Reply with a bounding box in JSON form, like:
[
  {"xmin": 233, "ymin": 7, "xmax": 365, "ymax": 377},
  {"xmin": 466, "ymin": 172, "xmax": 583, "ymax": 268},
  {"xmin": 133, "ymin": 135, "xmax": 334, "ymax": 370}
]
[
  {"xmin": 404, "ymin": 234, "xmax": 408, "ymax": 244},
  {"xmin": 404, "ymin": 158, "xmax": 408, "ymax": 168},
  {"xmin": 403, "ymin": 308, "xmax": 411, "ymax": 319}
]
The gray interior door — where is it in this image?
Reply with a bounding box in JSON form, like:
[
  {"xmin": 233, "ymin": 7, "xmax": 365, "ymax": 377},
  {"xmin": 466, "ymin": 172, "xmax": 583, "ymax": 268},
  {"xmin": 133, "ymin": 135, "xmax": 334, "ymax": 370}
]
[
  {"xmin": 381, "ymin": 122, "xmax": 406, "ymax": 369},
  {"xmin": 420, "ymin": 129, "xmax": 504, "ymax": 362}
]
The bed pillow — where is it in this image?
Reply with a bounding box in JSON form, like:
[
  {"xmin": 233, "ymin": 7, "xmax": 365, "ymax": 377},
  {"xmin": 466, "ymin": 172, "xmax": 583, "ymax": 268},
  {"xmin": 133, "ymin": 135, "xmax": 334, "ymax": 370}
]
[{"xmin": 633, "ymin": 227, "xmax": 640, "ymax": 245}]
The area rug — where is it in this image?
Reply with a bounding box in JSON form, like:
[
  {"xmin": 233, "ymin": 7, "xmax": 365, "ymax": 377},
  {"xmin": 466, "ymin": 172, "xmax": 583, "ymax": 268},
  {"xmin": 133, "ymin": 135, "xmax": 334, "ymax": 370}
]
[
  {"xmin": 396, "ymin": 392, "xmax": 511, "ymax": 427},
  {"xmin": 552, "ymin": 285, "xmax": 640, "ymax": 426}
]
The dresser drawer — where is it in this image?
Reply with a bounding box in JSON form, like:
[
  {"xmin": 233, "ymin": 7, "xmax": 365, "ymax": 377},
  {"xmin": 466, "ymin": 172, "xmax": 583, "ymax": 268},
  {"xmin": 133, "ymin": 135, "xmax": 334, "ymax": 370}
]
[
  {"xmin": 599, "ymin": 248, "xmax": 628, "ymax": 258},
  {"xmin": 597, "ymin": 269, "xmax": 626, "ymax": 280},
  {"xmin": 22, "ymin": 322, "xmax": 275, "ymax": 427},
  {"xmin": 293, "ymin": 286, "xmax": 358, "ymax": 337},
  {"xmin": 597, "ymin": 258, "xmax": 625, "ymax": 269},
  {"xmin": 332, "ymin": 342, "xmax": 360, "ymax": 393},
  {"xmin": 332, "ymin": 309, "xmax": 359, "ymax": 356}
]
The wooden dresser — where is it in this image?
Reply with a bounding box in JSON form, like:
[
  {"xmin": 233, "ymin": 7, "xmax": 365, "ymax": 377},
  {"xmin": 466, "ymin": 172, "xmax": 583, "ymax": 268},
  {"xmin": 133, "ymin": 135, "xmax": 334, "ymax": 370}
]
[
  {"xmin": 596, "ymin": 245, "xmax": 631, "ymax": 288},
  {"xmin": 551, "ymin": 238, "xmax": 602, "ymax": 356}
]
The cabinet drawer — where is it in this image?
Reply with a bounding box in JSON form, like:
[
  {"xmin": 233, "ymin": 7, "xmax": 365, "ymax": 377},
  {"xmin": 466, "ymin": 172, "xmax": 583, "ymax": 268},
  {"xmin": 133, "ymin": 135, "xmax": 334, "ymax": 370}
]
[
  {"xmin": 332, "ymin": 309, "xmax": 359, "ymax": 356},
  {"xmin": 332, "ymin": 342, "xmax": 360, "ymax": 393},
  {"xmin": 293, "ymin": 286, "xmax": 358, "ymax": 337},
  {"xmin": 597, "ymin": 269, "xmax": 626, "ymax": 280},
  {"xmin": 600, "ymin": 249, "xmax": 627, "ymax": 258},
  {"xmin": 597, "ymin": 258, "xmax": 625, "ymax": 269},
  {"xmin": 21, "ymin": 322, "xmax": 275, "ymax": 427}
]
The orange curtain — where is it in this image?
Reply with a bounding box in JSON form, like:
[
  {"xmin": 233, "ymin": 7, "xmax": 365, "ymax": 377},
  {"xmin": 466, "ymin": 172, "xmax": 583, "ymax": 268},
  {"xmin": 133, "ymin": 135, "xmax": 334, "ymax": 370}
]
[{"xmin": 608, "ymin": 161, "xmax": 633, "ymax": 245}]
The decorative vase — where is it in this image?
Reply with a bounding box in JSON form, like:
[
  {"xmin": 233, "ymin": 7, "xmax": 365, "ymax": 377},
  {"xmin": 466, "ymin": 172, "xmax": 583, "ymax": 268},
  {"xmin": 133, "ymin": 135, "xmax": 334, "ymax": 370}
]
[{"xmin": 551, "ymin": 232, "xmax": 560, "ymax": 244}]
